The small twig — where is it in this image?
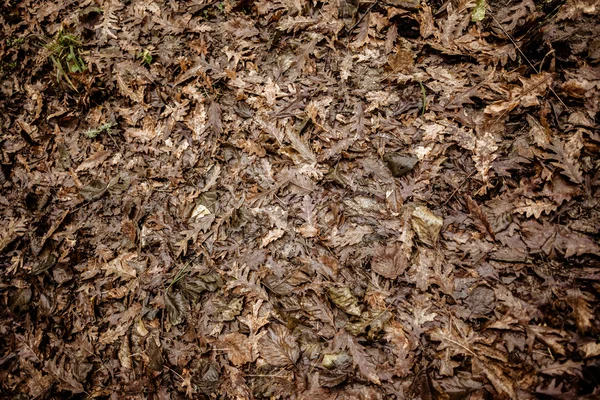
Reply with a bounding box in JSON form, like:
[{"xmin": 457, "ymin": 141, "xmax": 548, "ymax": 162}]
[
  {"xmin": 418, "ymin": 81, "xmax": 427, "ymax": 115},
  {"xmin": 443, "ymin": 170, "xmax": 476, "ymax": 206},
  {"xmin": 348, "ymin": 0, "xmax": 379, "ymax": 34},
  {"xmin": 487, "ymin": 8, "xmax": 570, "ymax": 112}
]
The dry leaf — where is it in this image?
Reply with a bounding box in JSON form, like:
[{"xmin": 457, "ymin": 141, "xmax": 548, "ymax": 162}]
[
  {"xmin": 259, "ymin": 324, "xmax": 300, "ymax": 366},
  {"xmin": 371, "ymin": 242, "xmax": 409, "ymax": 279},
  {"xmin": 411, "ymin": 206, "xmax": 443, "ymax": 247}
]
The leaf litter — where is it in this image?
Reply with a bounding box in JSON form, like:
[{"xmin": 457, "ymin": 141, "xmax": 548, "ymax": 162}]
[{"xmin": 1, "ymin": 0, "xmax": 600, "ymax": 398}]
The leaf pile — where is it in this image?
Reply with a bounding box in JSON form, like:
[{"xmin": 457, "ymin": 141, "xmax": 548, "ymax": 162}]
[{"xmin": 1, "ymin": 0, "xmax": 600, "ymax": 398}]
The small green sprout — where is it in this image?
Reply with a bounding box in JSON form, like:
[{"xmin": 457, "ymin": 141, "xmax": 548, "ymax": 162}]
[
  {"xmin": 137, "ymin": 48, "xmax": 153, "ymax": 66},
  {"xmin": 84, "ymin": 122, "xmax": 115, "ymax": 139}
]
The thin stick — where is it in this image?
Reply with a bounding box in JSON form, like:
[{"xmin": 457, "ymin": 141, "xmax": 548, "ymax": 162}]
[
  {"xmin": 443, "ymin": 170, "xmax": 476, "ymax": 206},
  {"xmin": 487, "ymin": 9, "xmax": 570, "ymax": 111},
  {"xmin": 348, "ymin": 1, "xmax": 379, "ymax": 34}
]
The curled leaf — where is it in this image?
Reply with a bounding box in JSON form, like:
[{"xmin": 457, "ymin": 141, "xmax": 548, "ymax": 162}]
[
  {"xmin": 411, "ymin": 206, "xmax": 443, "ymax": 247},
  {"xmin": 327, "ymin": 286, "xmax": 362, "ymax": 316}
]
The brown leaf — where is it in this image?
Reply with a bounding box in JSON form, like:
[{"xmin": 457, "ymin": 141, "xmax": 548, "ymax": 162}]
[
  {"xmin": 580, "ymin": 341, "xmax": 600, "ymax": 359},
  {"xmin": 411, "ymin": 206, "xmax": 443, "ymax": 247},
  {"xmin": 259, "ymin": 324, "xmax": 300, "ymax": 366},
  {"xmin": 208, "ymin": 101, "xmax": 223, "ymax": 135},
  {"xmin": 346, "ymin": 335, "xmax": 381, "ymax": 385},
  {"xmin": 528, "ymin": 325, "xmax": 568, "ymax": 356},
  {"xmin": 350, "ymin": 13, "xmax": 371, "ymax": 49},
  {"xmin": 46, "ymin": 355, "xmax": 85, "ymax": 393},
  {"xmin": 384, "ymin": 152, "xmax": 418, "ymax": 177},
  {"xmin": 21, "ymin": 359, "xmax": 52, "ymax": 398},
  {"xmin": 547, "ymin": 135, "xmax": 583, "ymax": 184},
  {"xmin": 407, "ymin": 368, "xmax": 434, "ymax": 400},
  {"xmin": 260, "ymin": 227, "xmax": 285, "ymax": 248},
  {"xmin": 165, "ymin": 290, "xmax": 188, "ymax": 326},
  {"xmin": 222, "ymin": 333, "xmax": 252, "ymax": 366},
  {"xmin": 119, "ymin": 337, "xmax": 132, "ymax": 369},
  {"xmin": 472, "ymin": 132, "xmax": 499, "ymax": 183},
  {"xmin": 513, "ymin": 199, "xmax": 558, "ymax": 219},
  {"xmin": 473, "ymin": 357, "xmax": 517, "ymax": 400},
  {"xmin": 465, "ymin": 196, "xmax": 495, "ymax": 240},
  {"xmin": 285, "ymin": 125, "xmax": 316, "ymax": 164},
  {"xmin": 566, "ymin": 289, "xmax": 594, "ymax": 333},
  {"xmin": 540, "ymin": 360, "xmax": 583, "ymax": 377},
  {"xmin": 147, "ymin": 336, "xmax": 163, "ymax": 371},
  {"xmin": 76, "ymin": 149, "xmax": 111, "ymax": 172},
  {"xmin": 327, "ymin": 224, "xmax": 373, "ymax": 248},
  {"xmin": 371, "ymin": 242, "xmax": 409, "ymax": 279},
  {"xmin": 101, "ymin": 252, "xmax": 138, "ymax": 280}
]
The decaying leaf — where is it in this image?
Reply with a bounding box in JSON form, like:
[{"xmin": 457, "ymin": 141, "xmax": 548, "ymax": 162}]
[
  {"xmin": 328, "ymin": 225, "xmax": 373, "ymax": 248},
  {"xmin": 411, "ymin": 206, "xmax": 443, "ymax": 247},
  {"xmin": 371, "ymin": 242, "xmax": 409, "ymax": 279},
  {"xmin": 259, "ymin": 324, "xmax": 300, "ymax": 366},
  {"xmin": 3, "ymin": 0, "xmax": 599, "ymax": 397},
  {"xmin": 566, "ymin": 289, "xmax": 594, "ymax": 333},
  {"xmin": 147, "ymin": 336, "xmax": 163, "ymax": 371},
  {"xmin": 165, "ymin": 290, "xmax": 188, "ymax": 326},
  {"xmin": 384, "ymin": 152, "xmax": 418, "ymax": 177},
  {"xmin": 347, "ymin": 335, "xmax": 381, "ymax": 385},
  {"xmin": 327, "ymin": 286, "xmax": 362, "ymax": 316},
  {"xmin": 222, "ymin": 333, "xmax": 253, "ymax": 366}
]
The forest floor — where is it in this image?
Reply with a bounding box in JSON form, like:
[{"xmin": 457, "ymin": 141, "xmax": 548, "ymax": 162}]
[{"xmin": 1, "ymin": 0, "xmax": 600, "ymax": 399}]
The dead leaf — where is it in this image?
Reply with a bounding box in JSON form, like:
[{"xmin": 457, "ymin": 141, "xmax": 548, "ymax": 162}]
[
  {"xmin": 327, "ymin": 286, "xmax": 362, "ymax": 316},
  {"xmin": 259, "ymin": 324, "xmax": 299, "ymax": 366},
  {"xmin": 222, "ymin": 333, "xmax": 252, "ymax": 366},
  {"xmin": 371, "ymin": 242, "xmax": 409, "ymax": 279},
  {"xmin": 411, "ymin": 206, "xmax": 443, "ymax": 247}
]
